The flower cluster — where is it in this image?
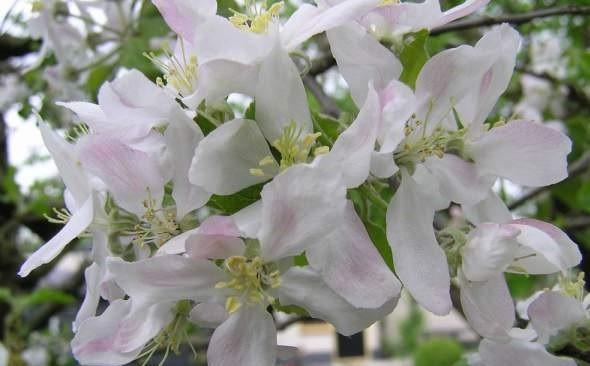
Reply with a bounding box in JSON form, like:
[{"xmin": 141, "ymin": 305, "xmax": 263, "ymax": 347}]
[{"xmin": 19, "ymin": 0, "xmax": 584, "ymax": 365}]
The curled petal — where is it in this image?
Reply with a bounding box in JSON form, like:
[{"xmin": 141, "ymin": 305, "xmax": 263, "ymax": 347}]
[{"xmin": 528, "ymin": 291, "xmax": 587, "ymax": 344}]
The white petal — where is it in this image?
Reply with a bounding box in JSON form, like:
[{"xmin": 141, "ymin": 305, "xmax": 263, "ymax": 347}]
[
  {"xmin": 232, "ymin": 201, "xmax": 263, "ymax": 238},
  {"xmin": 436, "ymin": 0, "xmax": 491, "ymax": 27},
  {"xmin": 461, "ymin": 223, "xmax": 521, "ymax": 282},
  {"xmin": 189, "ymin": 119, "xmax": 277, "ymax": 195},
  {"xmin": 39, "ymin": 123, "xmax": 90, "ymax": 205},
  {"xmin": 189, "ymin": 302, "xmax": 228, "ymax": 328},
  {"xmin": 307, "ymin": 202, "xmax": 401, "ymax": 308},
  {"xmin": 370, "ymin": 150, "xmax": 398, "ymax": 178},
  {"xmin": 151, "ymin": 0, "xmax": 216, "ymax": 40},
  {"xmin": 528, "ymin": 291, "xmax": 587, "ymax": 344},
  {"xmin": 510, "ymin": 219, "xmax": 582, "ymax": 274},
  {"xmin": 460, "ymin": 273, "xmax": 515, "ymax": 340},
  {"xmin": 258, "ymin": 164, "xmax": 347, "ymax": 261},
  {"xmin": 321, "ymin": 83, "xmax": 381, "ymax": 188},
  {"xmin": 479, "ymin": 339, "xmax": 576, "ymax": 366},
  {"xmin": 19, "ymin": 196, "xmax": 93, "ymax": 277},
  {"xmin": 163, "ymin": 108, "xmax": 210, "ymax": 218},
  {"xmin": 462, "ymin": 189, "xmax": 512, "ymax": 225},
  {"xmin": 423, "ymin": 154, "xmax": 493, "ymax": 205},
  {"xmin": 77, "ymin": 134, "xmax": 165, "ymax": 216},
  {"xmin": 279, "ymin": 267, "xmax": 396, "ymax": 336},
  {"xmin": 183, "ymin": 60, "xmax": 258, "ymax": 109},
  {"xmin": 73, "ymin": 263, "xmax": 102, "ymax": 332},
  {"xmin": 281, "ymin": 0, "xmax": 380, "ymax": 51},
  {"xmin": 55, "ymin": 102, "xmax": 109, "ymax": 136},
  {"xmin": 378, "ymin": 80, "xmax": 416, "ymax": 152},
  {"xmin": 106, "ymin": 256, "xmax": 225, "ymax": 309},
  {"xmin": 327, "ymin": 23, "xmax": 401, "ymax": 106},
  {"xmin": 207, "ymin": 306, "xmax": 276, "ymax": 366},
  {"xmin": 186, "ymin": 232, "xmax": 245, "ymax": 260},
  {"xmin": 255, "ymin": 43, "xmax": 312, "ymax": 142},
  {"xmin": 386, "ymin": 170, "xmax": 451, "ymax": 315},
  {"xmin": 468, "ymin": 120, "xmax": 571, "ymax": 187},
  {"xmin": 194, "ymin": 16, "xmax": 272, "ymax": 66}
]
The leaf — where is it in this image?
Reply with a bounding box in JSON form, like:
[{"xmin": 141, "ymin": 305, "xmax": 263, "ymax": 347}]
[
  {"xmin": 22, "ymin": 288, "xmax": 76, "ymax": 307},
  {"xmin": 85, "ymin": 65, "xmax": 113, "ymax": 100},
  {"xmin": 311, "ymin": 111, "xmax": 342, "ymax": 146},
  {"xmin": 208, "ymin": 183, "xmax": 264, "ymax": 214},
  {"xmin": 244, "ymin": 101, "xmax": 256, "ymax": 120},
  {"xmin": 0, "ymin": 288, "xmax": 13, "ymax": 305},
  {"xmin": 399, "ymin": 29, "xmax": 429, "ymax": 89}
]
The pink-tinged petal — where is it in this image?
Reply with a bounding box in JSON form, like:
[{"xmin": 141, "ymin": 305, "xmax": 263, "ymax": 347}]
[
  {"xmin": 479, "ymin": 339, "xmax": 576, "ymax": 366},
  {"xmin": 461, "ymin": 223, "xmax": 521, "ymax": 282},
  {"xmin": 186, "ymin": 234, "xmax": 245, "ymax": 260},
  {"xmin": 462, "ymin": 189, "xmax": 512, "ymax": 225},
  {"xmin": 77, "ymin": 134, "xmax": 165, "ymax": 216},
  {"xmin": 468, "ymin": 120, "xmax": 571, "ymax": 187},
  {"xmin": 56, "ymin": 101, "xmax": 109, "ymax": 133},
  {"xmin": 198, "ymin": 216, "xmax": 241, "ymax": 237},
  {"xmin": 255, "ymin": 43, "xmax": 312, "ymax": 142},
  {"xmin": 279, "ymin": 267, "xmax": 397, "ymax": 336},
  {"xmin": 454, "ymin": 24, "xmax": 520, "ymax": 130},
  {"xmin": 320, "ymin": 83, "xmax": 381, "ymax": 188},
  {"xmin": 307, "ymin": 202, "xmax": 401, "ymax": 308},
  {"xmin": 19, "ymin": 196, "xmax": 93, "ymax": 277},
  {"xmin": 460, "ymin": 273, "xmax": 515, "ymax": 340},
  {"xmin": 528, "ymin": 291, "xmax": 587, "ymax": 344},
  {"xmin": 72, "ymin": 300, "xmax": 173, "ymax": 364},
  {"xmin": 435, "ymin": 0, "xmax": 490, "ymax": 28},
  {"xmin": 423, "ymin": 154, "xmax": 493, "ymax": 205},
  {"xmin": 327, "ymin": 23, "xmax": 401, "ymax": 106},
  {"xmin": 39, "ymin": 123, "xmax": 90, "ymax": 205},
  {"xmin": 151, "ymin": 0, "xmax": 216, "ymax": 40},
  {"xmin": 386, "ymin": 170, "xmax": 452, "ymax": 315},
  {"xmin": 281, "ymin": 0, "xmax": 381, "ymax": 51},
  {"xmin": 190, "ymin": 119, "xmax": 278, "ymax": 195},
  {"xmin": 207, "ymin": 306, "xmax": 276, "ymax": 366},
  {"xmin": 106, "ymin": 256, "xmax": 226, "ymax": 309},
  {"xmin": 232, "ymin": 201, "xmax": 263, "ymax": 239},
  {"xmin": 509, "ymin": 219, "xmax": 581, "ymax": 274},
  {"xmin": 163, "ymin": 108, "xmax": 210, "ymax": 218},
  {"xmin": 189, "ymin": 303, "xmax": 228, "ymax": 328},
  {"xmin": 258, "ymin": 164, "xmax": 347, "ymax": 261}
]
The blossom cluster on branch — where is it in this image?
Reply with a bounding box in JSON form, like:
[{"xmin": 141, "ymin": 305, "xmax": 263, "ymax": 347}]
[{"xmin": 17, "ymin": 0, "xmax": 588, "ymax": 365}]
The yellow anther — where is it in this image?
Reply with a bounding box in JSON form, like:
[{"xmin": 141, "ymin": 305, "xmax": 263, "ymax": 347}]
[
  {"xmin": 226, "ymin": 297, "xmax": 242, "ymax": 314},
  {"xmin": 259, "ymin": 155, "xmax": 276, "ymax": 166},
  {"xmin": 229, "ymin": 2, "xmax": 284, "ymax": 34},
  {"xmin": 144, "ymin": 39, "xmax": 199, "ymax": 96},
  {"xmin": 379, "ymin": 0, "xmax": 400, "ymax": 6},
  {"xmin": 314, "ymin": 146, "xmax": 330, "ymax": 156},
  {"xmin": 272, "ymin": 121, "xmax": 324, "ymax": 171},
  {"xmin": 249, "ymin": 168, "xmax": 266, "ymax": 177}
]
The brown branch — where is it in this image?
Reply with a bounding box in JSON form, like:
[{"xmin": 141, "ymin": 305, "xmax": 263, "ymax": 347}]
[
  {"xmin": 509, "ymin": 152, "xmax": 590, "ymax": 210},
  {"xmin": 563, "ymin": 216, "xmax": 590, "ymax": 232},
  {"xmin": 432, "ymin": 5, "xmax": 590, "ymax": 35}
]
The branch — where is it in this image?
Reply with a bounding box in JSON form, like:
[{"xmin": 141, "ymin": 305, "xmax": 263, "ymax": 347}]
[
  {"xmin": 563, "ymin": 216, "xmax": 590, "ymax": 231},
  {"xmin": 432, "ymin": 5, "xmax": 590, "ymax": 35},
  {"xmin": 303, "ymin": 74, "xmax": 341, "ymax": 118},
  {"xmin": 515, "ymin": 67, "xmax": 590, "ymax": 110},
  {"xmin": 508, "ymin": 152, "xmax": 590, "ymax": 210}
]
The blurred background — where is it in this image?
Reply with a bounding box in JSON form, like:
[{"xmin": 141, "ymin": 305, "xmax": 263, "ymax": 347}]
[{"xmin": 0, "ymin": 0, "xmax": 589, "ymax": 365}]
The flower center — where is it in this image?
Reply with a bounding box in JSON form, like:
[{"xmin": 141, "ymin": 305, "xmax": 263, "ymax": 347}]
[
  {"xmin": 215, "ymin": 256, "xmax": 280, "ymax": 313},
  {"xmin": 129, "ymin": 198, "xmax": 179, "ymax": 247},
  {"xmin": 229, "ymin": 1, "xmax": 284, "ymax": 34},
  {"xmin": 250, "ymin": 121, "xmax": 329, "ymax": 177},
  {"xmin": 144, "ymin": 40, "xmax": 198, "ymax": 96}
]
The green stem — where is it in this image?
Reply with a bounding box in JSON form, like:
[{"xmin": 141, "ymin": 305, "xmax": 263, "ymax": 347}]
[{"xmin": 359, "ymin": 183, "xmax": 389, "ymax": 211}]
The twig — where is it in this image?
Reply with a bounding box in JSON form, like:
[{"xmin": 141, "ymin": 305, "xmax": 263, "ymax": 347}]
[
  {"xmin": 508, "ymin": 152, "xmax": 590, "ymax": 210},
  {"xmin": 563, "ymin": 217, "xmax": 590, "ymax": 231},
  {"xmin": 432, "ymin": 5, "xmax": 590, "ymax": 35}
]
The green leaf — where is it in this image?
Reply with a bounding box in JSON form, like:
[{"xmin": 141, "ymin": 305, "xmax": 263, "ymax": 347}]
[
  {"xmin": 22, "ymin": 288, "xmax": 76, "ymax": 307},
  {"xmin": 413, "ymin": 337, "xmax": 463, "ymax": 366},
  {"xmin": 194, "ymin": 111, "xmax": 218, "ymax": 136},
  {"xmin": 312, "ymin": 111, "xmax": 342, "ymax": 146},
  {"xmin": 244, "ymin": 101, "xmax": 256, "ymax": 120},
  {"xmin": 85, "ymin": 65, "xmax": 113, "ymax": 100},
  {"xmin": 399, "ymin": 30, "xmax": 429, "ymax": 89},
  {"xmin": 208, "ymin": 183, "xmax": 264, "ymax": 214},
  {"xmin": 0, "ymin": 166, "xmax": 20, "ymax": 204},
  {"xmin": 0, "ymin": 288, "xmax": 13, "ymax": 305}
]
